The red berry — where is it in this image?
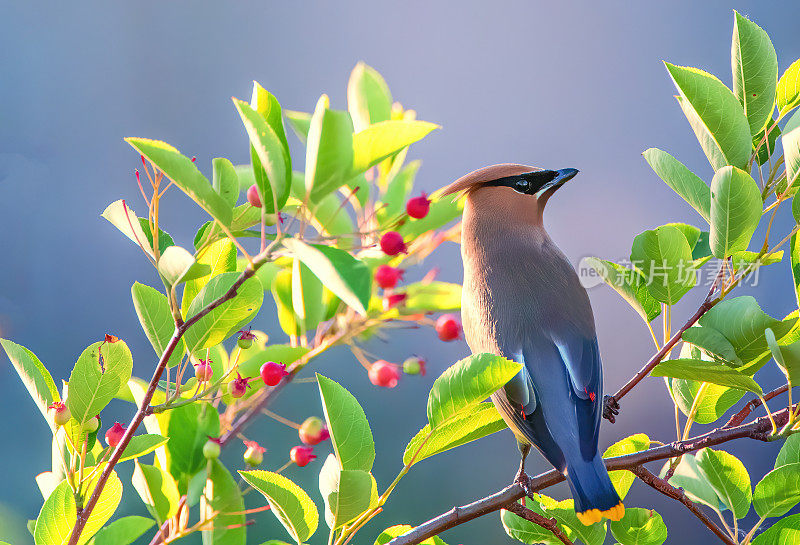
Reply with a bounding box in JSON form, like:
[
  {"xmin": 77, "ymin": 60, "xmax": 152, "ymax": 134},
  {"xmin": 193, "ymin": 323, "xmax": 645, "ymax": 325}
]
[
  {"xmin": 243, "ymin": 440, "xmax": 266, "ymax": 466},
  {"xmin": 383, "ymin": 293, "xmax": 407, "ymax": 311},
  {"xmin": 403, "ymin": 356, "xmax": 426, "ymax": 376},
  {"xmin": 48, "ymin": 402, "xmax": 71, "ymax": 427},
  {"xmin": 379, "ymin": 231, "xmax": 407, "ymax": 256},
  {"xmin": 229, "ymin": 373, "xmax": 252, "ymax": 399},
  {"xmin": 105, "ymin": 422, "xmax": 126, "ymax": 448},
  {"xmin": 194, "ymin": 360, "xmax": 214, "ymax": 382},
  {"xmin": 299, "ymin": 417, "xmax": 330, "ymax": 446},
  {"xmin": 406, "ymin": 193, "xmax": 431, "ymax": 219},
  {"xmin": 369, "ymin": 360, "xmax": 400, "ymax": 388},
  {"xmin": 247, "ymin": 184, "xmax": 262, "ymax": 208},
  {"xmin": 436, "ymin": 314, "xmax": 461, "ymax": 342},
  {"xmin": 374, "ymin": 265, "xmax": 404, "ymax": 289},
  {"xmin": 290, "ymin": 445, "xmax": 317, "ymax": 467},
  {"xmin": 260, "ymin": 361, "xmax": 288, "ymax": 386}
]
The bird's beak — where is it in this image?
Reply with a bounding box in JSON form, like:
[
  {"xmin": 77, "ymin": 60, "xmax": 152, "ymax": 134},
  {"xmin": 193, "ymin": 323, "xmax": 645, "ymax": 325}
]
[{"xmin": 538, "ymin": 168, "xmax": 579, "ymax": 194}]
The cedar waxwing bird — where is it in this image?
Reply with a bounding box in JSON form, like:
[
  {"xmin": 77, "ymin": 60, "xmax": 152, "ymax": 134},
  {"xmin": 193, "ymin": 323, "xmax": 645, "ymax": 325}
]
[{"xmin": 439, "ymin": 164, "xmax": 623, "ymax": 525}]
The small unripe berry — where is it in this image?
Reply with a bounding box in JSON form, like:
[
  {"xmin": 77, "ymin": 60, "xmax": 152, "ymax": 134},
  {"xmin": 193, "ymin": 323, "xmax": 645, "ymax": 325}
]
[
  {"xmin": 379, "ymin": 231, "xmax": 407, "ymax": 256},
  {"xmin": 374, "ymin": 265, "xmax": 404, "ymax": 289},
  {"xmin": 237, "ymin": 329, "xmax": 257, "ymax": 350},
  {"xmin": 299, "ymin": 417, "xmax": 330, "ymax": 446},
  {"xmin": 203, "ymin": 437, "xmax": 221, "ymax": 459},
  {"xmin": 105, "ymin": 422, "xmax": 126, "ymax": 448},
  {"xmin": 290, "ymin": 446, "xmax": 316, "ymax": 467},
  {"xmin": 228, "ymin": 373, "xmax": 252, "ymax": 399},
  {"xmin": 369, "ymin": 360, "xmax": 400, "ymax": 388},
  {"xmin": 247, "ymin": 184, "xmax": 262, "ymax": 208},
  {"xmin": 403, "ymin": 356, "xmax": 426, "ymax": 376},
  {"xmin": 260, "ymin": 361, "xmax": 289, "ymax": 387},
  {"xmin": 194, "ymin": 359, "xmax": 214, "ymax": 382},
  {"xmin": 48, "ymin": 402, "xmax": 71, "ymax": 427},
  {"xmin": 84, "ymin": 416, "xmax": 100, "ymax": 433},
  {"xmin": 383, "ymin": 293, "xmax": 407, "ymax": 311},
  {"xmin": 406, "ymin": 193, "xmax": 431, "ymax": 219},
  {"xmin": 436, "ymin": 314, "xmax": 461, "ymax": 342},
  {"xmin": 243, "ymin": 440, "xmax": 266, "ymax": 466}
]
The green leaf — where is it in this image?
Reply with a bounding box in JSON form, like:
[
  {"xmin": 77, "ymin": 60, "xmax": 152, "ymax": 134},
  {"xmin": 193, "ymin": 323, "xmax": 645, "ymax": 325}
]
[
  {"xmin": 776, "ymin": 434, "xmax": 800, "ymax": 468},
  {"xmin": 351, "ymin": 120, "xmax": 438, "ymax": 174},
  {"xmin": 380, "ymin": 160, "xmax": 420, "ymax": 218},
  {"xmin": 681, "ymin": 326, "xmax": 741, "ymax": 364},
  {"xmin": 403, "ymin": 402, "xmax": 507, "ymax": 466},
  {"xmin": 662, "ymin": 454, "xmax": 721, "ymax": 510},
  {"xmin": 98, "ymin": 434, "xmax": 168, "ymax": 463},
  {"xmin": 91, "ymin": 516, "xmax": 155, "ymax": 545},
  {"xmin": 291, "ymin": 259, "xmax": 324, "ymax": 332},
  {"xmin": 427, "ymin": 353, "xmax": 521, "ymax": 429},
  {"xmin": 1, "ymin": 339, "xmax": 59, "ymax": 424},
  {"xmin": 754, "ymin": 125, "xmax": 782, "ymax": 166},
  {"xmin": 181, "ymin": 238, "xmax": 237, "ymax": 316},
  {"xmin": 709, "ymin": 166, "xmax": 762, "ymax": 258},
  {"xmin": 183, "ymin": 272, "xmax": 263, "ymax": 353},
  {"xmin": 283, "ymin": 239, "xmax": 371, "ymax": 316},
  {"xmin": 765, "ymin": 328, "xmax": 800, "ymax": 386},
  {"xmin": 101, "ymin": 200, "xmax": 161, "ymax": 258},
  {"xmin": 536, "ymin": 495, "xmax": 607, "ymax": 545},
  {"xmin": 397, "ymin": 194, "xmax": 463, "ymax": 239},
  {"xmin": 35, "ymin": 469, "xmax": 122, "ymax": 545},
  {"xmin": 608, "ymin": 508, "xmax": 667, "ymax": 545},
  {"xmin": 156, "ymin": 245, "xmax": 211, "ymax": 287},
  {"xmin": 651, "ymin": 358, "xmax": 762, "ymax": 393},
  {"xmin": 669, "ymin": 377, "xmax": 744, "ymax": 424},
  {"xmin": 318, "ymin": 454, "xmax": 375, "ymax": 529},
  {"xmin": 642, "ymin": 148, "xmax": 710, "ymax": 222},
  {"xmin": 753, "ymin": 462, "xmax": 800, "ymax": 517},
  {"xmin": 603, "ymin": 434, "xmax": 650, "ymax": 499},
  {"xmin": 666, "ymin": 63, "xmax": 752, "ymax": 170},
  {"xmin": 374, "ymin": 526, "xmax": 448, "ymax": 545},
  {"xmin": 348, "ymin": 62, "xmax": 393, "ymax": 132},
  {"xmin": 239, "ymin": 470, "xmax": 319, "ymax": 545},
  {"xmin": 233, "ymin": 97, "xmax": 290, "ymax": 214},
  {"xmin": 584, "ymin": 258, "xmax": 661, "ymax": 322},
  {"xmin": 305, "ymin": 95, "xmax": 354, "ymax": 202},
  {"xmin": 402, "ymin": 281, "xmax": 462, "ymax": 313},
  {"xmin": 67, "ymin": 340, "xmax": 133, "ymax": 424},
  {"xmin": 165, "ymin": 402, "xmax": 220, "ymax": 478},
  {"xmin": 778, "ymin": 59, "xmax": 800, "ymax": 115},
  {"xmin": 132, "ymin": 461, "xmax": 181, "ymax": 523},
  {"xmin": 752, "ymin": 513, "xmax": 800, "ymax": 544},
  {"xmin": 201, "ymin": 459, "xmax": 246, "ymax": 545},
  {"xmin": 783, "ymin": 109, "xmax": 800, "ymax": 187},
  {"xmin": 731, "ymin": 250, "xmax": 783, "ymax": 268},
  {"xmin": 250, "ymin": 82, "xmax": 293, "ymax": 210},
  {"xmin": 696, "ymin": 448, "xmax": 752, "ymax": 519},
  {"xmin": 317, "ymin": 374, "xmax": 375, "ymax": 472},
  {"xmin": 131, "ymin": 282, "xmax": 185, "ymax": 368},
  {"xmin": 271, "ymin": 269, "xmax": 301, "ymax": 337},
  {"xmin": 212, "ymin": 157, "xmax": 239, "ymax": 208},
  {"xmin": 284, "ymin": 110, "xmax": 311, "ymax": 143},
  {"xmin": 126, "ymin": 138, "xmax": 232, "ymax": 226},
  {"xmin": 630, "ymin": 224, "xmax": 696, "ymax": 304},
  {"xmin": 500, "ymin": 497, "xmax": 562, "ymax": 545},
  {"xmin": 732, "ymin": 12, "xmax": 778, "ymax": 135}
]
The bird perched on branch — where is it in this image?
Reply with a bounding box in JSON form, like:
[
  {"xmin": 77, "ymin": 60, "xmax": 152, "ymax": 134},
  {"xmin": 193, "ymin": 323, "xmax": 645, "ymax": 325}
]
[{"xmin": 439, "ymin": 164, "xmax": 623, "ymax": 525}]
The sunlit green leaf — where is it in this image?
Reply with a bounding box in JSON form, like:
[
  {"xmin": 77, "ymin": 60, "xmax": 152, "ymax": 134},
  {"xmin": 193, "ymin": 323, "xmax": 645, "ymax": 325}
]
[
  {"xmin": 776, "ymin": 434, "xmax": 800, "ymax": 468},
  {"xmin": 500, "ymin": 497, "xmax": 562, "ymax": 545},
  {"xmin": 732, "ymin": 12, "xmax": 778, "ymax": 134},
  {"xmin": 608, "ymin": 508, "xmax": 667, "ymax": 545},
  {"xmin": 351, "ymin": 120, "xmax": 438, "ymax": 174},
  {"xmin": 402, "ymin": 281, "xmax": 462, "ymax": 313},
  {"xmin": 642, "ymin": 148, "xmax": 710, "ymax": 222},
  {"xmin": 754, "ymin": 462, "xmax": 800, "ymax": 518},
  {"xmin": 132, "ymin": 461, "xmax": 180, "ymax": 524},
  {"xmin": 374, "ymin": 526, "xmax": 449, "ymax": 545},
  {"xmin": 778, "ymin": 59, "xmax": 800, "ymax": 115},
  {"xmin": 651, "ymin": 358, "xmax": 761, "ymax": 393},
  {"xmin": 348, "ymin": 62, "xmax": 393, "ymax": 132},
  {"xmin": 630, "ymin": 224, "xmax": 695, "ymax": 304},
  {"xmin": 603, "ymin": 434, "xmax": 650, "ymax": 499},
  {"xmin": 1, "ymin": 339, "xmax": 59, "ymax": 424},
  {"xmin": 681, "ymin": 326, "xmax": 741, "ymax": 364},
  {"xmin": 696, "ymin": 448, "xmax": 752, "ymax": 519},
  {"xmin": 181, "ymin": 238, "xmax": 237, "ymax": 317},
  {"xmin": 157, "ymin": 245, "xmax": 211, "ymax": 287},
  {"xmin": 709, "ymin": 166, "xmax": 762, "ymax": 258},
  {"xmin": 662, "ymin": 454, "xmax": 721, "ymax": 510},
  {"xmin": 67, "ymin": 341, "xmax": 133, "ymax": 424},
  {"xmin": 783, "ymin": 109, "xmax": 800, "ymax": 187},
  {"xmin": 317, "ymin": 374, "xmax": 375, "ymax": 472},
  {"xmin": 292, "ymin": 259, "xmax": 324, "ymax": 332},
  {"xmin": 585, "ymin": 258, "xmax": 661, "ymax": 322},
  {"xmin": 305, "ymin": 95, "xmax": 354, "ymax": 202},
  {"xmin": 201, "ymin": 459, "xmax": 246, "ymax": 545},
  {"xmin": 318, "ymin": 455, "xmax": 375, "ymax": 529},
  {"xmin": 212, "ymin": 157, "xmax": 239, "ymax": 208},
  {"xmin": 131, "ymin": 282, "xmax": 185, "ymax": 368},
  {"xmin": 165, "ymin": 402, "xmax": 220, "ymax": 479},
  {"xmin": 98, "ymin": 434, "xmax": 168, "ymax": 463},
  {"xmin": 91, "ymin": 516, "xmax": 155, "ymax": 545},
  {"xmin": 284, "ymin": 110, "xmax": 311, "ymax": 143},
  {"xmin": 752, "ymin": 513, "xmax": 800, "ymax": 544}
]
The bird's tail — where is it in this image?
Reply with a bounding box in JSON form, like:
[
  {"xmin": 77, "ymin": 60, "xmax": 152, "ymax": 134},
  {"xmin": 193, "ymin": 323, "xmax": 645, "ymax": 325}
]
[{"xmin": 565, "ymin": 454, "xmax": 625, "ymax": 525}]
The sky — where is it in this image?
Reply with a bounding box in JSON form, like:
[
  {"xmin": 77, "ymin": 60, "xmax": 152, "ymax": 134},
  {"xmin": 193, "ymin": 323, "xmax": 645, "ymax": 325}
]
[{"xmin": 1, "ymin": 1, "xmax": 799, "ymax": 544}]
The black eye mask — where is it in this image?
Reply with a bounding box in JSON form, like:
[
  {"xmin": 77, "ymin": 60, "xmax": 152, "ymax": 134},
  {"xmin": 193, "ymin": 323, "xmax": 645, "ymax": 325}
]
[{"xmin": 483, "ymin": 170, "xmax": 560, "ymax": 195}]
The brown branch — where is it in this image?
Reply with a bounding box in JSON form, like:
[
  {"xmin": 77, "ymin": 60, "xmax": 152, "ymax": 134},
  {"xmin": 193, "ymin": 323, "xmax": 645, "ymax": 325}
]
[
  {"xmin": 387, "ymin": 404, "xmax": 792, "ymax": 545},
  {"xmin": 147, "ymin": 495, "xmax": 188, "ymax": 545},
  {"xmin": 629, "ymin": 466, "xmax": 735, "ymax": 545},
  {"xmin": 725, "ymin": 384, "xmax": 789, "ymax": 427},
  {"xmin": 503, "ymin": 501, "xmax": 574, "ymax": 545},
  {"xmin": 604, "ymin": 265, "xmax": 724, "ymax": 422},
  {"xmin": 67, "ymin": 250, "xmax": 274, "ymax": 545}
]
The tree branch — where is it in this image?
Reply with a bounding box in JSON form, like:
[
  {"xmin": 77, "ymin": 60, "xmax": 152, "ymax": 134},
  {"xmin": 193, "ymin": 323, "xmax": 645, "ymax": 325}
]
[
  {"xmin": 67, "ymin": 250, "xmax": 274, "ymax": 545},
  {"xmin": 629, "ymin": 466, "xmax": 735, "ymax": 545},
  {"xmin": 503, "ymin": 501, "xmax": 574, "ymax": 545},
  {"xmin": 387, "ymin": 404, "xmax": 792, "ymax": 545}
]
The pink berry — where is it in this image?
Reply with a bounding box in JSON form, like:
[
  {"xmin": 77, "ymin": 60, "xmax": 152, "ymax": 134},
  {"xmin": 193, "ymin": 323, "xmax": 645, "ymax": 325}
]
[
  {"xmin": 436, "ymin": 314, "xmax": 461, "ymax": 341},
  {"xmin": 260, "ymin": 361, "xmax": 288, "ymax": 386},
  {"xmin": 299, "ymin": 417, "xmax": 330, "ymax": 446},
  {"xmin": 229, "ymin": 373, "xmax": 252, "ymax": 399},
  {"xmin": 48, "ymin": 402, "xmax": 71, "ymax": 427},
  {"xmin": 194, "ymin": 359, "xmax": 214, "ymax": 382},
  {"xmin": 374, "ymin": 265, "xmax": 404, "ymax": 289},
  {"xmin": 406, "ymin": 193, "xmax": 431, "ymax": 219},
  {"xmin": 379, "ymin": 231, "xmax": 407, "ymax": 256},
  {"xmin": 105, "ymin": 422, "xmax": 126, "ymax": 448},
  {"xmin": 369, "ymin": 360, "xmax": 400, "ymax": 388},
  {"xmin": 243, "ymin": 440, "xmax": 266, "ymax": 466},
  {"xmin": 247, "ymin": 184, "xmax": 262, "ymax": 208},
  {"xmin": 290, "ymin": 445, "xmax": 317, "ymax": 467}
]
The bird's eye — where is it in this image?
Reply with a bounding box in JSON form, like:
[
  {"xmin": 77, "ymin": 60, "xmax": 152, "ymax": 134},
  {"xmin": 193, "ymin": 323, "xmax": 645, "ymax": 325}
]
[{"xmin": 514, "ymin": 178, "xmax": 530, "ymax": 193}]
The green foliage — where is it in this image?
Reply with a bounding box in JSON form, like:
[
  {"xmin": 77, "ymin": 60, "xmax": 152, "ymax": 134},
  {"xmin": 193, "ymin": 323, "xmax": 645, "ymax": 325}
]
[
  {"xmin": 608, "ymin": 508, "xmax": 667, "ymax": 545},
  {"xmin": 67, "ymin": 341, "xmax": 133, "ymax": 425},
  {"xmin": 201, "ymin": 460, "xmax": 246, "ymax": 545},
  {"xmin": 709, "ymin": 166, "xmax": 763, "ymax": 257},
  {"xmin": 642, "ymin": 148, "xmax": 710, "ymax": 222},
  {"xmin": 603, "ymin": 434, "xmax": 650, "ymax": 499},
  {"xmin": 752, "ymin": 513, "xmax": 800, "ymax": 544},
  {"xmin": 319, "ymin": 455, "xmax": 376, "ymax": 529},
  {"xmin": 585, "ymin": 258, "xmax": 660, "ymax": 322},
  {"xmin": 753, "ymin": 462, "xmax": 800, "ymax": 518},
  {"xmin": 630, "ymin": 224, "xmax": 696, "ymax": 304},
  {"xmin": 731, "ymin": 11, "xmax": 778, "ymax": 135},
  {"xmin": 317, "ymin": 374, "xmax": 375, "ymax": 472},
  {"xmin": 696, "ymin": 448, "xmax": 752, "ymax": 519},
  {"xmin": 98, "ymin": 434, "xmax": 168, "ymax": 463},
  {"xmin": 1, "ymin": 339, "xmax": 59, "ymax": 424},
  {"xmin": 651, "ymin": 358, "xmax": 762, "ymax": 393},
  {"xmin": 132, "ymin": 462, "xmax": 181, "ymax": 523},
  {"xmin": 131, "ymin": 282, "xmax": 186, "ymax": 367},
  {"xmin": 90, "ymin": 516, "xmax": 155, "ymax": 545}
]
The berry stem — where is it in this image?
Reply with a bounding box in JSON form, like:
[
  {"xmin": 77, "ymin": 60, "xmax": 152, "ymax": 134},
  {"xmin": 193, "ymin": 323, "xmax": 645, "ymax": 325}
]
[{"xmin": 260, "ymin": 408, "xmax": 302, "ymax": 429}]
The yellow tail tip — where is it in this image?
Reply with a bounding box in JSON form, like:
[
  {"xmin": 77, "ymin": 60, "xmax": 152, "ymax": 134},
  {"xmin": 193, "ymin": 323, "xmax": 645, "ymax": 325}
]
[{"xmin": 575, "ymin": 502, "xmax": 625, "ymax": 525}]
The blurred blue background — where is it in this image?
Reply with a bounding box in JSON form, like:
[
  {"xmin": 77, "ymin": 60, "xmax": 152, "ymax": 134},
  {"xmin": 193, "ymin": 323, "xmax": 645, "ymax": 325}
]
[{"xmin": 2, "ymin": 1, "xmax": 800, "ymax": 543}]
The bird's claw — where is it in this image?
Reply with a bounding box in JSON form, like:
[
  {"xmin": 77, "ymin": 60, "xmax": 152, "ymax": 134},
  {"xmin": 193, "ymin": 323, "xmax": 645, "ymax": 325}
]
[
  {"xmin": 513, "ymin": 469, "xmax": 535, "ymax": 501},
  {"xmin": 603, "ymin": 395, "xmax": 620, "ymax": 423}
]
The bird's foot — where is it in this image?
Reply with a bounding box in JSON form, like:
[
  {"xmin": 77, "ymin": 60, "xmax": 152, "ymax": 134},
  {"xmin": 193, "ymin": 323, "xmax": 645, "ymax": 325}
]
[
  {"xmin": 603, "ymin": 395, "xmax": 620, "ymax": 424},
  {"xmin": 513, "ymin": 468, "xmax": 535, "ymax": 501}
]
